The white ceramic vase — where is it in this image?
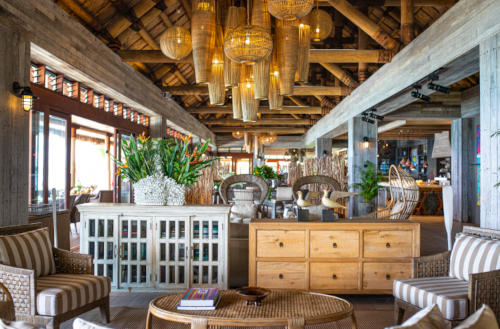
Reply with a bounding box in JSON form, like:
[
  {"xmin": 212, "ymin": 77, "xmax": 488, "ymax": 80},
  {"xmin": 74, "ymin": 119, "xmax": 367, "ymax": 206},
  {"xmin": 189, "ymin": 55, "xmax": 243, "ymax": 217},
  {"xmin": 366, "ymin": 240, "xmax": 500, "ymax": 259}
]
[{"xmin": 133, "ymin": 174, "xmax": 177, "ymax": 206}]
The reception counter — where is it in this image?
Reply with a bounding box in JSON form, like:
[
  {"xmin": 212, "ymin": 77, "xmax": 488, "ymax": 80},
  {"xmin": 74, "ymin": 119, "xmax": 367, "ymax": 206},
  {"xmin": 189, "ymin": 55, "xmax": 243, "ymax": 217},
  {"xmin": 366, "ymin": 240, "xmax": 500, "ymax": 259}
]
[
  {"xmin": 249, "ymin": 219, "xmax": 420, "ymax": 294},
  {"xmin": 78, "ymin": 203, "xmax": 231, "ymax": 291}
]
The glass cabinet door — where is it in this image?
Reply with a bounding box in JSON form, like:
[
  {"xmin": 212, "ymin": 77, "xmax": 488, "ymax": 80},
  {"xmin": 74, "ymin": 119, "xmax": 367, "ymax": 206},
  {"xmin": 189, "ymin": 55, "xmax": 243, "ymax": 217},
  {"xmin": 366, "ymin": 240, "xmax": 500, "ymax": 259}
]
[
  {"xmin": 190, "ymin": 216, "xmax": 224, "ymax": 288},
  {"xmin": 155, "ymin": 217, "xmax": 189, "ymax": 289},
  {"xmin": 118, "ymin": 217, "xmax": 151, "ymax": 288},
  {"xmin": 82, "ymin": 215, "xmax": 118, "ymax": 287}
]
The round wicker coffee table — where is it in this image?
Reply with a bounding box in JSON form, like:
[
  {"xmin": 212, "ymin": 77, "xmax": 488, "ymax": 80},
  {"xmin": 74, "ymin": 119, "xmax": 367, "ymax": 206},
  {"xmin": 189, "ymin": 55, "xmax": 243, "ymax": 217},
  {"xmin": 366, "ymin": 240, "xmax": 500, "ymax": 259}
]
[{"xmin": 146, "ymin": 290, "xmax": 357, "ymax": 329}]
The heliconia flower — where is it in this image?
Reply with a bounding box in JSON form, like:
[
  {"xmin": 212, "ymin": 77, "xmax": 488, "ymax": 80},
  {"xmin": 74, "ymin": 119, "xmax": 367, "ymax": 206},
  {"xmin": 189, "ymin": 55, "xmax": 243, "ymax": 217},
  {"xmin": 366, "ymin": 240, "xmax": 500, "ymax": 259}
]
[
  {"xmin": 115, "ymin": 167, "xmax": 122, "ymax": 176},
  {"xmin": 181, "ymin": 132, "xmax": 193, "ymax": 144},
  {"xmin": 138, "ymin": 131, "xmax": 150, "ymax": 142}
]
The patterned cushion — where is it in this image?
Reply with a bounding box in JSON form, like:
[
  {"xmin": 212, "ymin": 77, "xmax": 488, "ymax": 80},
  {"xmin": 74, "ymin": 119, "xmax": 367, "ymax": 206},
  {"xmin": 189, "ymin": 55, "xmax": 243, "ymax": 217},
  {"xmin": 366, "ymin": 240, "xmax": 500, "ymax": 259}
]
[
  {"xmin": 0, "ymin": 228, "xmax": 56, "ymax": 277},
  {"xmin": 393, "ymin": 277, "xmax": 469, "ymax": 320},
  {"xmin": 455, "ymin": 304, "xmax": 500, "ymax": 329},
  {"xmin": 449, "ymin": 234, "xmax": 500, "ymax": 281},
  {"xmin": 36, "ymin": 274, "xmax": 110, "ymax": 316}
]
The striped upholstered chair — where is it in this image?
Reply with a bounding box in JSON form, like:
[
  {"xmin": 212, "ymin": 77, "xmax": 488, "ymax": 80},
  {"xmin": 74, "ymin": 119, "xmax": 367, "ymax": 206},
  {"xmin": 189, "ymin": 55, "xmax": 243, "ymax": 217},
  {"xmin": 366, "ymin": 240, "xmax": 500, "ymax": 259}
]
[
  {"xmin": 0, "ymin": 223, "xmax": 110, "ymax": 329},
  {"xmin": 393, "ymin": 226, "xmax": 500, "ymax": 326}
]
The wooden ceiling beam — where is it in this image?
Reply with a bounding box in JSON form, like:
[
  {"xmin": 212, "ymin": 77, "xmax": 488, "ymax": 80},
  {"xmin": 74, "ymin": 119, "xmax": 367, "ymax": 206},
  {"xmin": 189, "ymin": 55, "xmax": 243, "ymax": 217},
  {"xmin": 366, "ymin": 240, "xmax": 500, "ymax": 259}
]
[
  {"xmin": 210, "ymin": 127, "xmax": 308, "ymax": 134},
  {"xmin": 117, "ymin": 49, "xmax": 393, "ymax": 63},
  {"xmin": 320, "ymin": 63, "xmax": 359, "ymax": 88},
  {"xmin": 188, "ymin": 106, "xmax": 323, "ymax": 115},
  {"xmin": 318, "ymin": 0, "xmax": 456, "ymax": 6},
  {"xmin": 401, "ymin": 0, "xmax": 415, "ymax": 45},
  {"xmin": 107, "ymin": 0, "xmax": 161, "ymax": 38},
  {"xmin": 202, "ymin": 119, "xmax": 313, "ymax": 126},
  {"xmin": 164, "ymin": 85, "xmax": 351, "ymax": 96}
]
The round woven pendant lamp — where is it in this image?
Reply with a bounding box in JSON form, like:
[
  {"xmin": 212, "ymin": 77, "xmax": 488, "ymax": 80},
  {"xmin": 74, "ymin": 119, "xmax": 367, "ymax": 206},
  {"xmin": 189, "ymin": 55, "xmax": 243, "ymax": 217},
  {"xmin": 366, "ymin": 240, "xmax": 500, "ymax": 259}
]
[
  {"xmin": 268, "ymin": 0, "xmax": 314, "ymax": 20},
  {"xmin": 295, "ymin": 16, "xmax": 310, "ymax": 82},
  {"xmin": 223, "ymin": 6, "xmax": 246, "ymax": 87},
  {"xmin": 224, "ymin": 25, "xmax": 273, "ymax": 64},
  {"xmin": 277, "ymin": 20, "xmax": 299, "ymax": 96},
  {"xmin": 268, "ymin": 39, "xmax": 283, "ymax": 110},
  {"xmin": 259, "ymin": 133, "xmax": 277, "ymax": 145},
  {"xmin": 232, "ymin": 131, "xmax": 244, "ymax": 139},
  {"xmin": 208, "ymin": 25, "xmax": 225, "ymax": 105},
  {"xmin": 232, "ymin": 85, "xmax": 243, "ymax": 120},
  {"xmin": 159, "ymin": 26, "xmax": 192, "ymax": 60},
  {"xmin": 191, "ymin": 0, "xmax": 216, "ymax": 84},
  {"xmin": 239, "ymin": 65, "xmax": 259, "ymax": 122},
  {"xmin": 310, "ymin": 9, "xmax": 333, "ymax": 41}
]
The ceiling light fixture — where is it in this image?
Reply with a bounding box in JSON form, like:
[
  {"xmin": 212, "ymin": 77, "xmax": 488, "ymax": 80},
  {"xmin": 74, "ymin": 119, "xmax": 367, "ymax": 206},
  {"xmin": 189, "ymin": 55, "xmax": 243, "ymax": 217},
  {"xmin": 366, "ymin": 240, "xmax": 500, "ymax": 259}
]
[{"xmin": 411, "ymin": 85, "xmax": 430, "ymax": 102}]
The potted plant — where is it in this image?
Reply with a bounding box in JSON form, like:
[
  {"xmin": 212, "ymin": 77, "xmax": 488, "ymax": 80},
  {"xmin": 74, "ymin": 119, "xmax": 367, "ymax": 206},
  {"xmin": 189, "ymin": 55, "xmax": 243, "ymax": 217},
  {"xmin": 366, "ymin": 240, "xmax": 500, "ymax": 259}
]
[
  {"xmin": 115, "ymin": 132, "xmax": 215, "ymax": 205},
  {"xmin": 353, "ymin": 160, "xmax": 383, "ymax": 215},
  {"xmin": 252, "ymin": 165, "xmax": 282, "ymax": 198}
]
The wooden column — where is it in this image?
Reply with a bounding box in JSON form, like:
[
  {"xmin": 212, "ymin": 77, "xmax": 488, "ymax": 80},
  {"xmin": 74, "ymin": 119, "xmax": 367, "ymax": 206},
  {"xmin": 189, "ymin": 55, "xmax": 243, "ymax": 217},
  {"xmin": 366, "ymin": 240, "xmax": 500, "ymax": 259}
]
[
  {"xmin": 480, "ymin": 33, "xmax": 500, "ymax": 230},
  {"xmin": 347, "ymin": 116, "xmax": 378, "ymax": 217},
  {"xmin": 70, "ymin": 127, "xmax": 77, "ymax": 187},
  {"xmin": 451, "ymin": 118, "xmax": 476, "ymax": 224},
  {"xmin": 105, "ymin": 134, "xmax": 111, "ymax": 190},
  {"xmin": 0, "ymin": 24, "xmax": 30, "ymax": 226},
  {"xmin": 401, "ymin": 0, "xmax": 414, "ymax": 45},
  {"xmin": 149, "ymin": 116, "xmax": 167, "ymax": 139},
  {"xmin": 315, "ymin": 138, "xmax": 332, "ymax": 157}
]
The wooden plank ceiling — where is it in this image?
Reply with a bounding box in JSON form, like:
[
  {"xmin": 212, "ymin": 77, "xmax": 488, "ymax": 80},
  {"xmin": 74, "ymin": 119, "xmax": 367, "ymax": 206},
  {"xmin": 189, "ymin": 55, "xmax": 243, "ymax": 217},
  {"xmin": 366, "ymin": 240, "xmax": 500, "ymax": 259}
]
[{"xmin": 55, "ymin": 0, "xmax": 478, "ymax": 138}]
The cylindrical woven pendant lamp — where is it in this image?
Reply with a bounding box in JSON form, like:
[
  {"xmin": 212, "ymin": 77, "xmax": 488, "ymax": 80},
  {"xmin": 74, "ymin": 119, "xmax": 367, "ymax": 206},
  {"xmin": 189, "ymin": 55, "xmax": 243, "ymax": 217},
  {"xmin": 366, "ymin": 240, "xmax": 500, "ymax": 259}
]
[
  {"xmin": 310, "ymin": 8, "xmax": 333, "ymax": 41},
  {"xmin": 239, "ymin": 65, "xmax": 259, "ymax": 122},
  {"xmin": 208, "ymin": 25, "xmax": 225, "ymax": 105},
  {"xmin": 232, "ymin": 85, "xmax": 243, "ymax": 120},
  {"xmin": 252, "ymin": 0, "xmax": 272, "ymax": 30},
  {"xmin": 224, "ymin": 6, "xmax": 246, "ymax": 87},
  {"xmin": 159, "ymin": 26, "xmax": 192, "ymax": 60},
  {"xmin": 252, "ymin": 0, "xmax": 272, "ymax": 100},
  {"xmin": 268, "ymin": 39, "xmax": 283, "ymax": 110},
  {"xmin": 277, "ymin": 20, "xmax": 299, "ymax": 96},
  {"xmin": 295, "ymin": 16, "xmax": 310, "ymax": 82},
  {"xmin": 192, "ymin": 0, "xmax": 216, "ymax": 84},
  {"xmin": 268, "ymin": 0, "xmax": 314, "ymax": 20}
]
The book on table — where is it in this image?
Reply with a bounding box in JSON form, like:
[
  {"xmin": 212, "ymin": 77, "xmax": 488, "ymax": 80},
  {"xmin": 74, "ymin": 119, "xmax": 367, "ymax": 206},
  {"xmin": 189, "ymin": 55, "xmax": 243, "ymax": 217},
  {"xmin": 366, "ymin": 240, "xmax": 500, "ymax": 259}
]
[
  {"xmin": 177, "ymin": 294, "xmax": 221, "ymax": 311},
  {"xmin": 179, "ymin": 288, "xmax": 220, "ymax": 307}
]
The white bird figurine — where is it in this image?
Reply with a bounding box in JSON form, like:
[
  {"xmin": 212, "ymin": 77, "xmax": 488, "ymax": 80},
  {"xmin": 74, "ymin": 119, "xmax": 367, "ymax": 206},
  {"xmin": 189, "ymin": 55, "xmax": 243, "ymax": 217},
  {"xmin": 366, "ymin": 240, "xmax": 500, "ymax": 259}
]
[
  {"xmin": 321, "ymin": 190, "xmax": 346, "ymax": 209},
  {"xmin": 296, "ymin": 191, "xmax": 313, "ymax": 207},
  {"xmin": 328, "ymin": 190, "xmax": 358, "ymax": 202}
]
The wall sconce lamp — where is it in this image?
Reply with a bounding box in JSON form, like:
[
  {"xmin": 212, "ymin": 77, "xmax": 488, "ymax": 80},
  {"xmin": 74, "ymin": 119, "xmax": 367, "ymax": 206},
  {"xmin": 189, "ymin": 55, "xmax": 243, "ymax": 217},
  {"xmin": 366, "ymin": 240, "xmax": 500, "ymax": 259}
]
[
  {"xmin": 362, "ymin": 136, "xmax": 370, "ymax": 149},
  {"xmin": 13, "ymin": 82, "xmax": 37, "ymax": 112}
]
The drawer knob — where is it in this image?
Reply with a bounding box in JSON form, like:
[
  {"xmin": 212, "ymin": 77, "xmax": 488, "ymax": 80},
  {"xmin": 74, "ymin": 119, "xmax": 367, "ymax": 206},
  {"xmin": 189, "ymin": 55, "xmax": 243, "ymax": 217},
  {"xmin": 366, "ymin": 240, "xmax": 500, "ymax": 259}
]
[
  {"xmin": 386, "ymin": 242, "xmax": 391, "ymax": 248},
  {"xmin": 279, "ymin": 274, "xmax": 284, "ymax": 279},
  {"xmin": 332, "ymin": 242, "xmax": 337, "ymax": 248},
  {"xmin": 332, "ymin": 274, "xmax": 337, "ymax": 280},
  {"xmin": 279, "ymin": 242, "xmax": 284, "ymax": 248},
  {"xmin": 386, "ymin": 274, "xmax": 391, "ymax": 280}
]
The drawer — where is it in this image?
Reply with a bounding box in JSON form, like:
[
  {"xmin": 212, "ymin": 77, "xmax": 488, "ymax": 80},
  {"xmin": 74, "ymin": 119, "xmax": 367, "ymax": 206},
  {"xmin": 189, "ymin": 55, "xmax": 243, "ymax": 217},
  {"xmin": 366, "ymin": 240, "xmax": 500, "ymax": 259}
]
[
  {"xmin": 310, "ymin": 262, "xmax": 359, "ymax": 290},
  {"xmin": 310, "ymin": 231, "xmax": 359, "ymax": 258},
  {"xmin": 256, "ymin": 230, "xmax": 305, "ymax": 258},
  {"xmin": 363, "ymin": 231, "xmax": 413, "ymax": 258},
  {"xmin": 256, "ymin": 262, "xmax": 306, "ymax": 289},
  {"xmin": 363, "ymin": 263, "xmax": 412, "ymax": 290}
]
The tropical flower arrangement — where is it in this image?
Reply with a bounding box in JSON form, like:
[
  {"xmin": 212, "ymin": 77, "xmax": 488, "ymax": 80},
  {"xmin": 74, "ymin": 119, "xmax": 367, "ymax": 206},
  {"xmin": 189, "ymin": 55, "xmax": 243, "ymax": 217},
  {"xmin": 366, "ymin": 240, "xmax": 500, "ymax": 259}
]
[{"xmin": 115, "ymin": 132, "xmax": 215, "ymax": 205}]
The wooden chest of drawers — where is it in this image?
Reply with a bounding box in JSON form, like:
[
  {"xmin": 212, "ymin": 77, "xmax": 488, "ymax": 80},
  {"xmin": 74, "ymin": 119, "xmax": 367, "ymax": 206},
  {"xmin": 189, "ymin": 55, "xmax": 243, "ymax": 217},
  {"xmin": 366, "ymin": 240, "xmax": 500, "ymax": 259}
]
[{"xmin": 249, "ymin": 219, "xmax": 420, "ymax": 294}]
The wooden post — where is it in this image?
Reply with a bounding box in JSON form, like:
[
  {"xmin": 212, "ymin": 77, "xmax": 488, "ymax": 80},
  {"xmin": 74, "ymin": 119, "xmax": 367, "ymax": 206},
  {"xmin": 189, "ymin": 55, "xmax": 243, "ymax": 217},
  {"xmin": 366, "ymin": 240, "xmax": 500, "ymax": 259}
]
[
  {"xmin": 105, "ymin": 134, "xmax": 111, "ymax": 190},
  {"xmin": 65, "ymin": 115, "xmax": 72, "ymax": 210},
  {"xmin": 150, "ymin": 116, "xmax": 167, "ymax": 139},
  {"xmin": 401, "ymin": 0, "xmax": 414, "ymax": 45},
  {"xmin": 358, "ymin": 7, "xmax": 369, "ymax": 83},
  {"xmin": 347, "ymin": 116, "xmax": 378, "ymax": 217},
  {"xmin": 316, "ymin": 138, "xmax": 332, "ymax": 157},
  {"xmin": 70, "ymin": 127, "xmax": 77, "ymax": 188},
  {"xmin": 480, "ymin": 33, "xmax": 500, "ymax": 230}
]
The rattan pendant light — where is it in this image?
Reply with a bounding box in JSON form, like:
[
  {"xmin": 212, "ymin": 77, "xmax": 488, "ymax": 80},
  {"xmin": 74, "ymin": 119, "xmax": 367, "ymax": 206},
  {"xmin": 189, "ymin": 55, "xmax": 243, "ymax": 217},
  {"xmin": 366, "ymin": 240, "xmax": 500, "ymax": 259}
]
[
  {"xmin": 268, "ymin": 38, "xmax": 283, "ymax": 110},
  {"xmin": 232, "ymin": 131, "xmax": 244, "ymax": 139},
  {"xmin": 239, "ymin": 65, "xmax": 259, "ymax": 122},
  {"xmin": 224, "ymin": 0, "xmax": 273, "ymax": 65},
  {"xmin": 223, "ymin": 6, "xmax": 246, "ymax": 87},
  {"xmin": 277, "ymin": 20, "xmax": 299, "ymax": 96},
  {"xmin": 159, "ymin": 26, "xmax": 192, "ymax": 60},
  {"xmin": 192, "ymin": 0, "xmax": 216, "ymax": 84},
  {"xmin": 259, "ymin": 133, "xmax": 277, "ymax": 145},
  {"xmin": 268, "ymin": 0, "xmax": 314, "ymax": 20},
  {"xmin": 295, "ymin": 15, "xmax": 310, "ymax": 82},
  {"xmin": 252, "ymin": 0, "xmax": 272, "ymax": 99},
  {"xmin": 232, "ymin": 85, "xmax": 243, "ymax": 120},
  {"xmin": 208, "ymin": 24, "xmax": 225, "ymax": 105},
  {"xmin": 310, "ymin": 8, "xmax": 333, "ymax": 41}
]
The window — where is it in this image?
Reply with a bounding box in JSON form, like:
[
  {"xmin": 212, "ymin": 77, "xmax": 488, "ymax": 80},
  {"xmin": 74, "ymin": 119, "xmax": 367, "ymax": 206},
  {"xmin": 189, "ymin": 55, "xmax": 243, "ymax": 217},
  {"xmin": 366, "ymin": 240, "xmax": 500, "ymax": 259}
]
[
  {"xmin": 30, "ymin": 111, "xmax": 45, "ymax": 205},
  {"xmin": 48, "ymin": 115, "xmax": 68, "ymax": 209}
]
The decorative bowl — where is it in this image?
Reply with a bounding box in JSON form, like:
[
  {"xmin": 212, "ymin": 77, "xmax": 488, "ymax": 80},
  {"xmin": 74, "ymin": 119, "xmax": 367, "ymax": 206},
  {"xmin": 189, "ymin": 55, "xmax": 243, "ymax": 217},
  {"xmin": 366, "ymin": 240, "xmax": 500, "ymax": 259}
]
[{"xmin": 236, "ymin": 287, "xmax": 270, "ymax": 306}]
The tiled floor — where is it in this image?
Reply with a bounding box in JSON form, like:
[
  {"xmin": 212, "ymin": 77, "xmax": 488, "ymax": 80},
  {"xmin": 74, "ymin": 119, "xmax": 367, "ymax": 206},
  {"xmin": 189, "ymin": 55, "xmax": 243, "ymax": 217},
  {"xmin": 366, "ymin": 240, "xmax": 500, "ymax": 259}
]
[{"xmin": 62, "ymin": 218, "xmax": 464, "ymax": 329}]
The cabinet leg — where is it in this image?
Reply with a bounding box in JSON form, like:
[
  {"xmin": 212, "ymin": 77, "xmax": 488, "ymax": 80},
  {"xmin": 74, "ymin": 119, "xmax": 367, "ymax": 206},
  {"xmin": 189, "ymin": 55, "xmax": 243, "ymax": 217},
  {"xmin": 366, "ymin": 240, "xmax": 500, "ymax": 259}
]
[{"xmin": 350, "ymin": 313, "xmax": 359, "ymax": 329}]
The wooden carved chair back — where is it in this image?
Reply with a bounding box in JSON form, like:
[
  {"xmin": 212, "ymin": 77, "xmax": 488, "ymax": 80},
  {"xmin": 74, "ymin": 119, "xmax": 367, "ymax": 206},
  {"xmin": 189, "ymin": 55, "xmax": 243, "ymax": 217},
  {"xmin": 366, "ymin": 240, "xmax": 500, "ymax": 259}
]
[
  {"xmin": 292, "ymin": 175, "xmax": 342, "ymax": 203},
  {"xmin": 219, "ymin": 174, "xmax": 269, "ymax": 205}
]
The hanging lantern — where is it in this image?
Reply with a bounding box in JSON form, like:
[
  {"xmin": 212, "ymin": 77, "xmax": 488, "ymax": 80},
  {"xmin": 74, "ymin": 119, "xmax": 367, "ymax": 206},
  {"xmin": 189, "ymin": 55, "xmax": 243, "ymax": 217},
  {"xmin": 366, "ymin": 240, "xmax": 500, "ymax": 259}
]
[
  {"xmin": 239, "ymin": 65, "xmax": 259, "ymax": 122},
  {"xmin": 224, "ymin": 25, "xmax": 273, "ymax": 64},
  {"xmin": 159, "ymin": 26, "xmax": 192, "ymax": 60},
  {"xmin": 268, "ymin": 0, "xmax": 314, "ymax": 20},
  {"xmin": 259, "ymin": 133, "xmax": 277, "ymax": 146},
  {"xmin": 192, "ymin": 0, "xmax": 216, "ymax": 84},
  {"xmin": 310, "ymin": 9, "xmax": 333, "ymax": 41},
  {"xmin": 277, "ymin": 20, "xmax": 299, "ymax": 96},
  {"xmin": 268, "ymin": 39, "xmax": 283, "ymax": 110},
  {"xmin": 232, "ymin": 85, "xmax": 243, "ymax": 120},
  {"xmin": 208, "ymin": 25, "xmax": 225, "ymax": 105},
  {"xmin": 223, "ymin": 6, "xmax": 246, "ymax": 87},
  {"xmin": 295, "ymin": 16, "xmax": 310, "ymax": 82},
  {"xmin": 251, "ymin": 0, "xmax": 272, "ymax": 100},
  {"xmin": 232, "ymin": 131, "xmax": 244, "ymax": 139}
]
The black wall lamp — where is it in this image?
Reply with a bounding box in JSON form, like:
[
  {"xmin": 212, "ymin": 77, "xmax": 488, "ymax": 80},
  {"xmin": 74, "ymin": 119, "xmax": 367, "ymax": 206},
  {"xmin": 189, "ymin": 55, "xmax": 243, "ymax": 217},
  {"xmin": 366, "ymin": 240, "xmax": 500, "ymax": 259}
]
[
  {"xmin": 362, "ymin": 136, "xmax": 370, "ymax": 149},
  {"xmin": 411, "ymin": 85, "xmax": 430, "ymax": 103},
  {"xmin": 13, "ymin": 82, "xmax": 37, "ymax": 112}
]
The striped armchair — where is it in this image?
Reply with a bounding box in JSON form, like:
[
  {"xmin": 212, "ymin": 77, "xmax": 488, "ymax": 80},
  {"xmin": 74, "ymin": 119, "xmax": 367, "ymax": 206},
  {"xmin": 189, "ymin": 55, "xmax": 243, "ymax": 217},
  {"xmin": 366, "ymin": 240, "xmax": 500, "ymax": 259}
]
[
  {"xmin": 393, "ymin": 226, "xmax": 500, "ymax": 326},
  {"xmin": 0, "ymin": 223, "xmax": 110, "ymax": 329}
]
